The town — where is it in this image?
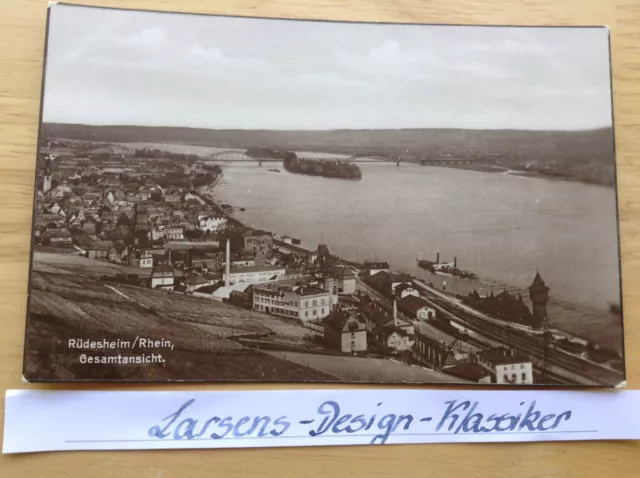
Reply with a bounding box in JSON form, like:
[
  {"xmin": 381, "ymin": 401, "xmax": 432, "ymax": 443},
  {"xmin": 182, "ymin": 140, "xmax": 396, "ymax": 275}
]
[{"xmin": 29, "ymin": 138, "xmax": 624, "ymax": 386}]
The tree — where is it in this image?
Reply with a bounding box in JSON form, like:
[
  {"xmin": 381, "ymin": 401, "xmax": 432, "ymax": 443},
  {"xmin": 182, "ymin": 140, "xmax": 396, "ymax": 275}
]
[
  {"xmin": 184, "ymin": 229, "xmax": 203, "ymax": 241},
  {"xmin": 116, "ymin": 213, "xmax": 130, "ymax": 228}
]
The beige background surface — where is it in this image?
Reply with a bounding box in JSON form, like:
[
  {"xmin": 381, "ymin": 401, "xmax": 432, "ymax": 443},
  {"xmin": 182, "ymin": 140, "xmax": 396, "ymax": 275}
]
[{"xmin": 1, "ymin": 0, "xmax": 639, "ymax": 476}]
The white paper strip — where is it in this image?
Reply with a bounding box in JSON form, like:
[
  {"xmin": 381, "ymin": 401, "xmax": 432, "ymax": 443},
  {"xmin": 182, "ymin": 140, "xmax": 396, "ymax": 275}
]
[{"xmin": 4, "ymin": 389, "xmax": 640, "ymax": 453}]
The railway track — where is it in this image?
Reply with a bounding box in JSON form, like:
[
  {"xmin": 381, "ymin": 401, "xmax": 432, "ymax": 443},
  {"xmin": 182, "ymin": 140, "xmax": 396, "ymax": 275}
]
[{"xmin": 413, "ymin": 279, "xmax": 623, "ymax": 386}]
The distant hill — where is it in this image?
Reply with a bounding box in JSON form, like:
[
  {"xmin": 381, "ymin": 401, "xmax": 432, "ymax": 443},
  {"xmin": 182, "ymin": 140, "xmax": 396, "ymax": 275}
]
[{"xmin": 41, "ymin": 123, "xmax": 617, "ymax": 185}]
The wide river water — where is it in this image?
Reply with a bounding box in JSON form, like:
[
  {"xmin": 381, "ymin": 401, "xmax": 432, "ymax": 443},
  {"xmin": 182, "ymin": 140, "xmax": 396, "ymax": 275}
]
[{"xmin": 124, "ymin": 142, "xmax": 623, "ymax": 350}]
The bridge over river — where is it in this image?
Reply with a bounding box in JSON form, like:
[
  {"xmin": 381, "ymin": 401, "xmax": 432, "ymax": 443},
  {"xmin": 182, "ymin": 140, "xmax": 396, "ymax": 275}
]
[{"xmin": 201, "ymin": 150, "xmax": 488, "ymax": 167}]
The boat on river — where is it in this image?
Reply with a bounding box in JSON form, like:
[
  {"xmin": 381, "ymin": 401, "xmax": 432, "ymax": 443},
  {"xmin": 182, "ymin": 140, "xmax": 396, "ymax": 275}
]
[{"xmin": 416, "ymin": 253, "xmax": 478, "ymax": 280}]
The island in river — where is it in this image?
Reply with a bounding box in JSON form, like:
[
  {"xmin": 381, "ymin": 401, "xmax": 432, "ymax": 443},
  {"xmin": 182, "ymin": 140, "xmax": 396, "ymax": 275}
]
[{"xmin": 245, "ymin": 147, "xmax": 362, "ymax": 180}]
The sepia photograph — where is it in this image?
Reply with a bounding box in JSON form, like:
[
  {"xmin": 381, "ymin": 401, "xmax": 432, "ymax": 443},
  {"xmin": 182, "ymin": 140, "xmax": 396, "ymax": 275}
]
[{"xmin": 23, "ymin": 3, "xmax": 624, "ymax": 386}]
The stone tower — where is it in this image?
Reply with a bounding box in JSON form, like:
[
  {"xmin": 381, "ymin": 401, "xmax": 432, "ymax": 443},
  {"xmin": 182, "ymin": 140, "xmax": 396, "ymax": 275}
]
[
  {"xmin": 528, "ymin": 271, "xmax": 549, "ymax": 330},
  {"xmin": 42, "ymin": 154, "xmax": 53, "ymax": 194}
]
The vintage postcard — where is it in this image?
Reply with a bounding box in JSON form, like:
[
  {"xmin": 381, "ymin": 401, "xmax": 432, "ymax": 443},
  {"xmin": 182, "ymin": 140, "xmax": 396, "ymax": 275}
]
[{"xmin": 23, "ymin": 3, "xmax": 624, "ymax": 385}]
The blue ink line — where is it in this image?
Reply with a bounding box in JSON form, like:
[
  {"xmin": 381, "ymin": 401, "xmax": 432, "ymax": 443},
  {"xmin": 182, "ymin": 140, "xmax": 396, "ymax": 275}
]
[
  {"xmin": 65, "ymin": 430, "xmax": 598, "ymax": 443},
  {"xmin": 420, "ymin": 417, "xmax": 432, "ymax": 422},
  {"xmin": 299, "ymin": 420, "xmax": 315, "ymax": 425}
]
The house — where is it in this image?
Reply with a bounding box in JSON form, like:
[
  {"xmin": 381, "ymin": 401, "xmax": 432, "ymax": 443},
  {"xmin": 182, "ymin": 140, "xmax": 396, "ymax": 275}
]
[
  {"xmin": 150, "ymin": 264, "xmax": 175, "ymax": 289},
  {"xmin": 34, "ymin": 213, "xmax": 65, "ymax": 229},
  {"xmin": 68, "ymin": 210, "xmax": 86, "ymax": 224},
  {"xmin": 441, "ymin": 362, "xmax": 492, "ymax": 383},
  {"xmin": 324, "ymin": 266, "xmax": 357, "ymax": 294},
  {"xmin": 86, "ymin": 240, "xmax": 113, "ymax": 260},
  {"xmin": 148, "ymin": 184, "xmax": 164, "ymax": 201},
  {"xmin": 44, "ymin": 228, "xmax": 72, "ymax": 245},
  {"xmin": 108, "ymin": 243, "xmax": 129, "ymax": 263},
  {"xmin": 113, "ymin": 190, "xmax": 128, "ymax": 206},
  {"xmin": 129, "ymin": 249, "xmax": 153, "ymax": 268},
  {"xmin": 193, "ymin": 282, "xmax": 250, "ymax": 302},
  {"xmin": 413, "ymin": 321, "xmax": 478, "ymax": 368},
  {"xmin": 183, "ymin": 272, "xmax": 215, "ymax": 293},
  {"xmin": 358, "ymin": 296, "xmax": 414, "ymax": 333},
  {"xmin": 149, "ymin": 225, "xmax": 165, "ymax": 242},
  {"xmin": 228, "ymin": 288, "xmax": 253, "ymax": 309},
  {"xmin": 394, "ymin": 282, "xmax": 420, "ymax": 299},
  {"xmin": 184, "ymin": 192, "xmax": 206, "ymax": 205},
  {"xmin": 253, "ymin": 284, "xmax": 333, "ymax": 322},
  {"xmin": 223, "ymin": 264, "xmax": 286, "ymax": 285},
  {"xmin": 397, "ymin": 295, "xmax": 436, "ymax": 321},
  {"xmin": 50, "ymin": 184, "xmax": 73, "ymax": 200},
  {"xmin": 198, "ymin": 214, "xmax": 227, "ymax": 233},
  {"xmin": 166, "ymin": 226, "xmax": 184, "ymax": 241},
  {"xmin": 281, "ymin": 235, "xmax": 301, "ymax": 245},
  {"xmin": 244, "ymin": 229, "xmax": 273, "ymax": 258},
  {"xmin": 363, "ymin": 270, "xmax": 392, "ymax": 295},
  {"xmin": 364, "ymin": 261, "xmax": 390, "ymax": 276},
  {"xmin": 323, "ymin": 307, "xmax": 367, "ymax": 353},
  {"xmin": 82, "ymin": 221, "xmax": 97, "ymax": 235},
  {"xmin": 376, "ymin": 325, "xmax": 414, "ymax": 352},
  {"xmin": 390, "ymin": 273, "xmax": 413, "ymax": 293},
  {"xmin": 474, "ymin": 347, "xmax": 534, "ymax": 384},
  {"xmin": 45, "ymin": 201, "xmax": 63, "ymax": 215}
]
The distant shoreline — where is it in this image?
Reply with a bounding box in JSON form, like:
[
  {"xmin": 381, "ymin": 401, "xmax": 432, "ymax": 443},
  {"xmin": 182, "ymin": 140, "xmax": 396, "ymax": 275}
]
[{"xmin": 41, "ymin": 122, "xmax": 617, "ymax": 187}]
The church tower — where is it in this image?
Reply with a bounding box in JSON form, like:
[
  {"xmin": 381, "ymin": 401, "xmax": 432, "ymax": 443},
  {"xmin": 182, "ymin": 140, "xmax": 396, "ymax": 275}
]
[
  {"xmin": 42, "ymin": 154, "xmax": 53, "ymax": 194},
  {"xmin": 528, "ymin": 271, "xmax": 549, "ymax": 330}
]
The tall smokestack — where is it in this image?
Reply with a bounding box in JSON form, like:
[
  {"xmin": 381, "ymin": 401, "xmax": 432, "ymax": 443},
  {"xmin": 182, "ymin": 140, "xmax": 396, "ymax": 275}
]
[
  {"xmin": 393, "ymin": 299, "xmax": 398, "ymax": 327},
  {"xmin": 224, "ymin": 237, "xmax": 231, "ymax": 287},
  {"xmin": 454, "ymin": 256, "xmax": 457, "ymax": 269},
  {"xmin": 436, "ymin": 252, "xmax": 440, "ymax": 264}
]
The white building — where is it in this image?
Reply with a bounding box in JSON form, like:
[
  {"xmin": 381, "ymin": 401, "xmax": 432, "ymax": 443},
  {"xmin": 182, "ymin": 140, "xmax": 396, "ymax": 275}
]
[
  {"xmin": 394, "ymin": 283, "xmax": 420, "ymax": 299},
  {"xmin": 150, "ymin": 225, "xmax": 184, "ymax": 241},
  {"xmin": 198, "ymin": 214, "xmax": 227, "ymax": 233},
  {"xmin": 166, "ymin": 226, "xmax": 184, "ymax": 241},
  {"xmin": 475, "ymin": 347, "xmax": 533, "ymax": 384},
  {"xmin": 364, "ymin": 261, "xmax": 390, "ymax": 276},
  {"xmin": 378, "ymin": 327, "xmax": 414, "ymax": 351},
  {"xmin": 323, "ymin": 308, "xmax": 367, "ymax": 353},
  {"xmin": 397, "ymin": 295, "xmax": 436, "ymax": 321},
  {"xmin": 129, "ymin": 249, "xmax": 153, "ymax": 268},
  {"xmin": 223, "ymin": 264, "xmax": 286, "ymax": 285},
  {"xmin": 150, "ymin": 264, "xmax": 174, "ymax": 289},
  {"xmin": 253, "ymin": 284, "xmax": 333, "ymax": 322},
  {"xmin": 325, "ymin": 266, "xmax": 357, "ymax": 294}
]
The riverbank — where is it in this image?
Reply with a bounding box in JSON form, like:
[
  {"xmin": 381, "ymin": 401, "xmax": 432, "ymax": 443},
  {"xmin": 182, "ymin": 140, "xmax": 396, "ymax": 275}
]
[{"xmin": 207, "ymin": 161, "xmax": 622, "ymax": 354}]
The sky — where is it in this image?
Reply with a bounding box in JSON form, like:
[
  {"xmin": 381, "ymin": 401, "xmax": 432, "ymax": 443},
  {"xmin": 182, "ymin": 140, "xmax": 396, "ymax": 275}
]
[{"xmin": 42, "ymin": 4, "xmax": 614, "ymax": 131}]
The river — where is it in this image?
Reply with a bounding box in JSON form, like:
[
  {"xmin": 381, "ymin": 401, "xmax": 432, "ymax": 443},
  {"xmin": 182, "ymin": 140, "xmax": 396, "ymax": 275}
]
[{"xmin": 121, "ymin": 142, "xmax": 624, "ymax": 351}]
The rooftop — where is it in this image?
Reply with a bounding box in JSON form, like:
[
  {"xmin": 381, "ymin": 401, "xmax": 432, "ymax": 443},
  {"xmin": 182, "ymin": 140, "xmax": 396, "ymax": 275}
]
[
  {"xmin": 395, "ymin": 282, "xmax": 414, "ymax": 293},
  {"xmin": 390, "ymin": 272, "xmax": 413, "ymax": 283},
  {"xmin": 365, "ymin": 261, "xmax": 390, "ymax": 269},
  {"xmin": 326, "ymin": 266, "xmax": 356, "ymax": 279},
  {"xmin": 324, "ymin": 310, "xmax": 366, "ymax": 333},
  {"xmin": 442, "ymin": 362, "xmax": 491, "ymax": 382},
  {"xmin": 397, "ymin": 295, "xmax": 431, "ymax": 314},
  {"xmin": 529, "ymin": 271, "xmax": 549, "ymax": 292},
  {"xmin": 228, "ymin": 264, "xmax": 286, "ymax": 274},
  {"xmin": 151, "ymin": 264, "xmax": 174, "ymax": 276},
  {"xmin": 477, "ymin": 347, "xmax": 530, "ymax": 365}
]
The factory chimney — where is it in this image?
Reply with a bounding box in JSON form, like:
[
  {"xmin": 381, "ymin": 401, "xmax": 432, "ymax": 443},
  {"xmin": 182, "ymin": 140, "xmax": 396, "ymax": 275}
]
[
  {"xmin": 224, "ymin": 237, "xmax": 231, "ymax": 287},
  {"xmin": 393, "ymin": 299, "xmax": 398, "ymax": 327},
  {"xmin": 454, "ymin": 256, "xmax": 457, "ymax": 269},
  {"xmin": 436, "ymin": 252, "xmax": 440, "ymax": 264}
]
